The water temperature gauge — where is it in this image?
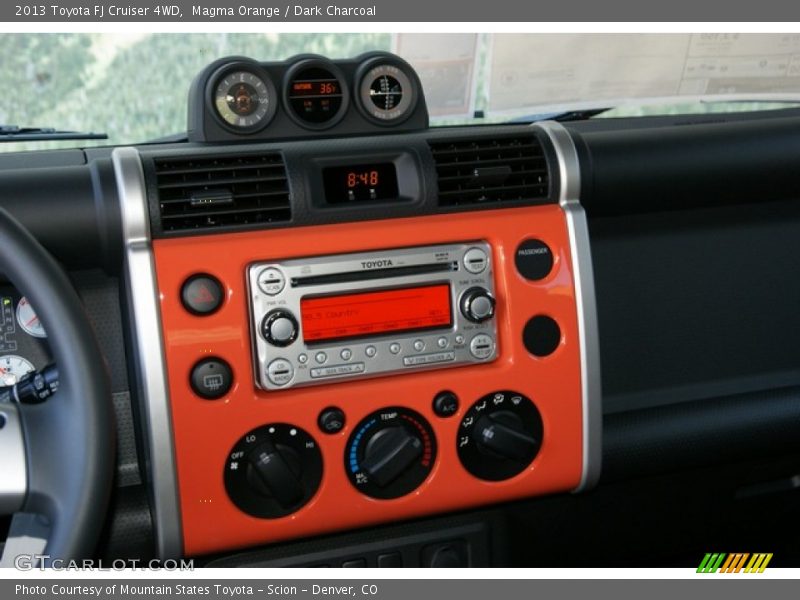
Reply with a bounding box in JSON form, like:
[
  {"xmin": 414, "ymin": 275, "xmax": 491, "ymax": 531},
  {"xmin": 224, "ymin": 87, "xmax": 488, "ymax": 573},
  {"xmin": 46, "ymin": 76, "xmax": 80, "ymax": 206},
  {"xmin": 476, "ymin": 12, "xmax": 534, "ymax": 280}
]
[
  {"xmin": 0, "ymin": 355, "xmax": 34, "ymax": 386},
  {"xmin": 16, "ymin": 296, "xmax": 46, "ymax": 338}
]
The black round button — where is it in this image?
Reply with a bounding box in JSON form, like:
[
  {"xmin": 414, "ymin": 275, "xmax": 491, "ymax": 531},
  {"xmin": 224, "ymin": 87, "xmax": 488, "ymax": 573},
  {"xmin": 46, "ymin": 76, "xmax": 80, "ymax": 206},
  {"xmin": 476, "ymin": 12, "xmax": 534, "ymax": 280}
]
[
  {"xmin": 523, "ymin": 315, "xmax": 561, "ymax": 357},
  {"xmin": 318, "ymin": 406, "xmax": 346, "ymax": 434},
  {"xmin": 432, "ymin": 391, "xmax": 459, "ymax": 418},
  {"xmin": 190, "ymin": 357, "xmax": 233, "ymax": 399},
  {"xmin": 515, "ymin": 239, "xmax": 554, "ymax": 281},
  {"xmin": 181, "ymin": 274, "xmax": 224, "ymax": 315}
]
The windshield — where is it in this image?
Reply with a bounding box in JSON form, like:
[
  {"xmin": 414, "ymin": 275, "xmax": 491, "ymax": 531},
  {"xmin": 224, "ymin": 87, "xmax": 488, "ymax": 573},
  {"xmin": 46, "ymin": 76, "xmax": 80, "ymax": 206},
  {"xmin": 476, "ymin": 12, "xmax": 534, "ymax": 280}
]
[{"xmin": 2, "ymin": 32, "xmax": 800, "ymax": 152}]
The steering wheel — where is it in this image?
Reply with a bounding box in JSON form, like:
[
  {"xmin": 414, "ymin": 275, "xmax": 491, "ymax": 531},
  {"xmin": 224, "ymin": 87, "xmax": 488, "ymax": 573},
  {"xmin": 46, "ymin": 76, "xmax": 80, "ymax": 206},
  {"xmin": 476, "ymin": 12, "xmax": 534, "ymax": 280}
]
[{"xmin": 0, "ymin": 207, "xmax": 115, "ymax": 564}]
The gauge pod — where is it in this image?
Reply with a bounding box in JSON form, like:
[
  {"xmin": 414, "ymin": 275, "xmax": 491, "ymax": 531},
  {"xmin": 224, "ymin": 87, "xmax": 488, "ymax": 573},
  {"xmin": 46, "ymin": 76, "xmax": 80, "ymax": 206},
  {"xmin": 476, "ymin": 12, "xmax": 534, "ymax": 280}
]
[
  {"xmin": 207, "ymin": 61, "xmax": 278, "ymax": 134},
  {"xmin": 283, "ymin": 58, "xmax": 349, "ymax": 130},
  {"xmin": 356, "ymin": 56, "xmax": 420, "ymax": 126}
]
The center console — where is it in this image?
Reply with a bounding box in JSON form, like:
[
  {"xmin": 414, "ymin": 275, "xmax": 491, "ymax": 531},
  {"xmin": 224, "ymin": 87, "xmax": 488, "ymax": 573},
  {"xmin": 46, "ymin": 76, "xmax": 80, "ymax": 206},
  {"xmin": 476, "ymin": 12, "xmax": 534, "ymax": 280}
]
[{"xmin": 115, "ymin": 53, "xmax": 600, "ymax": 559}]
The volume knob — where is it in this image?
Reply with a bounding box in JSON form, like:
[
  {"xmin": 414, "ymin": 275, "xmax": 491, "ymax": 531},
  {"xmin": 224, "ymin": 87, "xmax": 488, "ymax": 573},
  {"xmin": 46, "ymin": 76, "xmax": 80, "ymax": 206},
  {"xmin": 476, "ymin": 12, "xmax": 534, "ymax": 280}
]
[
  {"xmin": 460, "ymin": 287, "xmax": 496, "ymax": 323},
  {"xmin": 261, "ymin": 310, "xmax": 299, "ymax": 347}
]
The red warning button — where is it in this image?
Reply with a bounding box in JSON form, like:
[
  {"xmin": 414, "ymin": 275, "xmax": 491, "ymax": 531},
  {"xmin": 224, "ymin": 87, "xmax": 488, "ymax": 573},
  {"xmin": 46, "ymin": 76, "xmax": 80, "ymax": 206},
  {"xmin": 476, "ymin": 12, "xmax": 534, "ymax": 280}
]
[{"xmin": 181, "ymin": 274, "xmax": 224, "ymax": 316}]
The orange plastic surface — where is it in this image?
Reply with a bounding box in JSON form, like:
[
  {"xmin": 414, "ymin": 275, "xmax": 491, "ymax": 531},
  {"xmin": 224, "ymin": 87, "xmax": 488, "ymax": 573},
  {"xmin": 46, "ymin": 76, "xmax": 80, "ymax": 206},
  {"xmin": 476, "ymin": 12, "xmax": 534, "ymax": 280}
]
[{"xmin": 152, "ymin": 205, "xmax": 584, "ymax": 557}]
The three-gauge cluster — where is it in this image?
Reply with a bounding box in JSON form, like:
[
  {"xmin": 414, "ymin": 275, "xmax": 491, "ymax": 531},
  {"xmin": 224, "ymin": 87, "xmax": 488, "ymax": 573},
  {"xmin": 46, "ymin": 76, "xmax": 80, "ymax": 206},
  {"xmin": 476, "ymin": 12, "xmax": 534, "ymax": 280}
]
[{"xmin": 189, "ymin": 53, "xmax": 427, "ymax": 143}]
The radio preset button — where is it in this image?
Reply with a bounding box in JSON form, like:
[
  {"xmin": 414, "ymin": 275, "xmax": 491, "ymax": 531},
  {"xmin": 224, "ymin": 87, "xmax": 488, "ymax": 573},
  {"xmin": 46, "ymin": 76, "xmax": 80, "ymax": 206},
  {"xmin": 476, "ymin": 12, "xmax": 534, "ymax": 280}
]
[
  {"xmin": 365, "ymin": 345, "xmax": 377, "ymax": 358},
  {"xmin": 389, "ymin": 343, "xmax": 402, "ymax": 354},
  {"xmin": 340, "ymin": 348, "xmax": 352, "ymax": 361},
  {"xmin": 315, "ymin": 352, "xmax": 328, "ymax": 364},
  {"xmin": 437, "ymin": 337, "xmax": 448, "ymax": 348},
  {"xmin": 257, "ymin": 267, "xmax": 286, "ymax": 295},
  {"xmin": 463, "ymin": 247, "xmax": 489, "ymax": 274},
  {"xmin": 267, "ymin": 359, "xmax": 294, "ymax": 386},
  {"xmin": 310, "ymin": 363, "xmax": 366, "ymax": 379},
  {"xmin": 469, "ymin": 334, "xmax": 495, "ymax": 360},
  {"xmin": 413, "ymin": 339, "xmax": 425, "ymax": 352}
]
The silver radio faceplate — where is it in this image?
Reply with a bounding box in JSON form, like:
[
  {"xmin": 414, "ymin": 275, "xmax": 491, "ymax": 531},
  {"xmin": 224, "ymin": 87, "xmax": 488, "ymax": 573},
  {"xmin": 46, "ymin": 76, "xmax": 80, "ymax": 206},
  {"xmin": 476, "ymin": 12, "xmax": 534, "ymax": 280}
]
[{"xmin": 248, "ymin": 242, "xmax": 498, "ymax": 390}]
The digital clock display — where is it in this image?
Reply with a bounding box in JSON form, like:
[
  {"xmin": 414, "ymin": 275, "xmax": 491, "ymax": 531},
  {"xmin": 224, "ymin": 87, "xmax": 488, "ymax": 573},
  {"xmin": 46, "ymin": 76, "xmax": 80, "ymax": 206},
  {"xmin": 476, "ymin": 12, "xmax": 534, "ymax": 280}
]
[{"xmin": 322, "ymin": 163, "xmax": 399, "ymax": 204}]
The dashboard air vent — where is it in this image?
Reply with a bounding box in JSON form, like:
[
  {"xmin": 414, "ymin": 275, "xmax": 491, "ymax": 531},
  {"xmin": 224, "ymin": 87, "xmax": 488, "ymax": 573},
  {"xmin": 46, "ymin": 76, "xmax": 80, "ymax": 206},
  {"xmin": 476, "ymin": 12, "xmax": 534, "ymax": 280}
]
[
  {"xmin": 429, "ymin": 136, "xmax": 549, "ymax": 207},
  {"xmin": 154, "ymin": 153, "xmax": 290, "ymax": 232}
]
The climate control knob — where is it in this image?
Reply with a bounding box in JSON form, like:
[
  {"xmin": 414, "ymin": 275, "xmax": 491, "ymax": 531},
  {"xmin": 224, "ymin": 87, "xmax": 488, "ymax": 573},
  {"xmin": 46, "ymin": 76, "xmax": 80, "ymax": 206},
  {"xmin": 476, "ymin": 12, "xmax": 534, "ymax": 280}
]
[
  {"xmin": 225, "ymin": 423, "xmax": 322, "ymax": 518},
  {"xmin": 346, "ymin": 407, "xmax": 436, "ymax": 499},
  {"xmin": 261, "ymin": 309, "xmax": 298, "ymax": 347},
  {"xmin": 460, "ymin": 287, "xmax": 496, "ymax": 323},
  {"xmin": 457, "ymin": 391, "xmax": 543, "ymax": 481}
]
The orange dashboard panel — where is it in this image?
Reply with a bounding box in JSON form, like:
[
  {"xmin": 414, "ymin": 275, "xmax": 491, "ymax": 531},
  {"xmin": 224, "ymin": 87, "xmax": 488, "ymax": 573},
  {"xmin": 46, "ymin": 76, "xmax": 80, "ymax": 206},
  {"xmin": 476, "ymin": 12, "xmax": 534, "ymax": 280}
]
[{"xmin": 152, "ymin": 205, "xmax": 584, "ymax": 557}]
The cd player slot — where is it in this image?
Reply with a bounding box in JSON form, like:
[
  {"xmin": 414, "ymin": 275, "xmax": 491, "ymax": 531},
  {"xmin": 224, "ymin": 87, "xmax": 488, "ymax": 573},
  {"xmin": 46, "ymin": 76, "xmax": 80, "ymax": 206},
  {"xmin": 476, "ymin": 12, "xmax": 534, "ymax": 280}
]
[{"xmin": 291, "ymin": 262, "xmax": 457, "ymax": 287}]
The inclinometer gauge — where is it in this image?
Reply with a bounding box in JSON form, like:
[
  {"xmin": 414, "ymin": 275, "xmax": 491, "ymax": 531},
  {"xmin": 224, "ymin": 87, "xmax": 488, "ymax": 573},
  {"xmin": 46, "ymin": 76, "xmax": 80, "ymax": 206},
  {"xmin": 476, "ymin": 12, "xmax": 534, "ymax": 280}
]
[
  {"xmin": 211, "ymin": 65, "xmax": 277, "ymax": 133},
  {"xmin": 284, "ymin": 58, "xmax": 348, "ymax": 129},
  {"xmin": 357, "ymin": 60, "xmax": 418, "ymax": 125}
]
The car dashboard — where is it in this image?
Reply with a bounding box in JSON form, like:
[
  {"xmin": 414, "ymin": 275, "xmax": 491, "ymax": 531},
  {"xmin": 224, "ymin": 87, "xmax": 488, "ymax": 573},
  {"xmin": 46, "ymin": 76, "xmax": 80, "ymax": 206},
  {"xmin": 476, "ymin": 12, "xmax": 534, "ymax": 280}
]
[{"xmin": 1, "ymin": 51, "xmax": 800, "ymax": 567}]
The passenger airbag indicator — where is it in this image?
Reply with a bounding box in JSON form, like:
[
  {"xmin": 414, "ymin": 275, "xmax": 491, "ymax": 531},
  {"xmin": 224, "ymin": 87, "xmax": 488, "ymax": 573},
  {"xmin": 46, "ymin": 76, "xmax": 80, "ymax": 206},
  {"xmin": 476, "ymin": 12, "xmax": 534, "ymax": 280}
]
[{"xmin": 301, "ymin": 284, "xmax": 452, "ymax": 343}]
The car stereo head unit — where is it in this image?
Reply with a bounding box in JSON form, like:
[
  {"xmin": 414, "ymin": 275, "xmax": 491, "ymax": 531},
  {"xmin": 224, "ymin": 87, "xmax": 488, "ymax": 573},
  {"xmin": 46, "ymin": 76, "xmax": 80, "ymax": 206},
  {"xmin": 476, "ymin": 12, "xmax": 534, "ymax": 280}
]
[{"xmin": 248, "ymin": 242, "xmax": 498, "ymax": 390}]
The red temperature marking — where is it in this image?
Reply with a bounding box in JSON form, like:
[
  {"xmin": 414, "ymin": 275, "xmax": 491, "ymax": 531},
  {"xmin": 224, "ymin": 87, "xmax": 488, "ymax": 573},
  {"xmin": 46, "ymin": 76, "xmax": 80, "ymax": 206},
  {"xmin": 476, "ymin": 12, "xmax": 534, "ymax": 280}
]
[{"xmin": 301, "ymin": 285, "xmax": 451, "ymax": 343}]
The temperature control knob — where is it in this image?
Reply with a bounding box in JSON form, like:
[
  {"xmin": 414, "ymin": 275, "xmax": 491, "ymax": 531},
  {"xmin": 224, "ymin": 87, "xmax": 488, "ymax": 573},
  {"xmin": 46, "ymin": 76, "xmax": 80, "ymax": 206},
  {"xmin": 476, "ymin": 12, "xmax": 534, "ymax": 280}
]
[
  {"xmin": 460, "ymin": 287, "xmax": 496, "ymax": 323},
  {"xmin": 457, "ymin": 391, "xmax": 543, "ymax": 481},
  {"xmin": 225, "ymin": 423, "xmax": 322, "ymax": 518},
  {"xmin": 346, "ymin": 407, "xmax": 436, "ymax": 499},
  {"xmin": 261, "ymin": 309, "xmax": 298, "ymax": 347}
]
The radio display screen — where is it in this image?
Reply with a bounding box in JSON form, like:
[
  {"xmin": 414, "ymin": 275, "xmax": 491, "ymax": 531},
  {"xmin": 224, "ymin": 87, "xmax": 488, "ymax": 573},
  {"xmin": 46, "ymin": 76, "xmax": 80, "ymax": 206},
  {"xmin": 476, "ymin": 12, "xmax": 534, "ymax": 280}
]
[{"xmin": 300, "ymin": 284, "xmax": 452, "ymax": 343}]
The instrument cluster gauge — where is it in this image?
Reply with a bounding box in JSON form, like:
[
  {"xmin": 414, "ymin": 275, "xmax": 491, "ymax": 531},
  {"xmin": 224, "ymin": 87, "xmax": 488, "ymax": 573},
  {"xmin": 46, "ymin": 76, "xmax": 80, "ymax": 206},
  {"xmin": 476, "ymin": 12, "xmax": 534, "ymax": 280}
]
[
  {"xmin": 284, "ymin": 59, "xmax": 348, "ymax": 129},
  {"xmin": 357, "ymin": 59, "xmax": 419, "ymax": 125},
  {"xmin": 16, "ymin": 296, "xmax": 46, "ymax": 338},
  {"xmin": 210, "ymin": 64, "xmax": 277, "ymax": 133},
  {"xmin": 0, "ymin": 355, "xmax": 34, "ymax": 386}
]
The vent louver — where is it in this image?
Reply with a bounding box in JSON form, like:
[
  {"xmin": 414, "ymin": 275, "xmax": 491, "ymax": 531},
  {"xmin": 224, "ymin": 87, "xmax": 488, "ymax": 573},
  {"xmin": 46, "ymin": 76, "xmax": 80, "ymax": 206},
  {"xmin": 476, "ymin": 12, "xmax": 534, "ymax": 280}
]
[
  {"xmin": 429, "ymin": 136, "xmax": 549, "ymax": 207},
  {"xmin": 154, "ymin": 153, "xmax": 291, "ymax": 232}
]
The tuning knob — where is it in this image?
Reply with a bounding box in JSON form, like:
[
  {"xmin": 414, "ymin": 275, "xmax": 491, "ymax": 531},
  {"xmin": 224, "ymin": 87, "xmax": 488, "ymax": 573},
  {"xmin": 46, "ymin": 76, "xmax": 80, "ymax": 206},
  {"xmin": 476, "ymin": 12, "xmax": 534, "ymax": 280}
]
[
  {"xmin": 261, "ymin": 309, "xmax": 298, "ymax": 347},
  {"xmin": 460, "ymin": 287, "xmax": 495, "ymax": 323}
]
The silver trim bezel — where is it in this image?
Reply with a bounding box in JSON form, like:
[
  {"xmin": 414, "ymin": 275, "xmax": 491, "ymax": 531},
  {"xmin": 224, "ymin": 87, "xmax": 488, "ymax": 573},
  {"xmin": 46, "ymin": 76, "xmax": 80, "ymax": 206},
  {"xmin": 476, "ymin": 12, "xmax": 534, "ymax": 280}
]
[
  {"xmin": 533, "ymin": 121, "xmax": 603, "ymax": 491},
  {"xmin": 0, "ymin": 402, "xmax": 26, "ymax": 514},
  {"xmin": 112, "ymin": 147, "xmax": 183, "ymax": 558}
]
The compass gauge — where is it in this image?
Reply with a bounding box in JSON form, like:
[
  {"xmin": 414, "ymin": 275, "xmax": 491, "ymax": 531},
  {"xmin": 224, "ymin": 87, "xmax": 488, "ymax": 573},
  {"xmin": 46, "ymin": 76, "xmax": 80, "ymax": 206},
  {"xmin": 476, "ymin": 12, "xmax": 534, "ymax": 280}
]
[{"xmin": 211, "ymin": 67, "xmax": 276, "ymax": 132}]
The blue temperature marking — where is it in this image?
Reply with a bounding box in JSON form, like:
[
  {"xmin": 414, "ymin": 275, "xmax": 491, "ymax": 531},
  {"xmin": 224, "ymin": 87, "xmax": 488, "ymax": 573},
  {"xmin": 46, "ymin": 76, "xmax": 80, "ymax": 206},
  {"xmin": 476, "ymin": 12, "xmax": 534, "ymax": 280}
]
[{"xmin": 348, "ymin": 418, "xmax": 377, "ymax": 473}]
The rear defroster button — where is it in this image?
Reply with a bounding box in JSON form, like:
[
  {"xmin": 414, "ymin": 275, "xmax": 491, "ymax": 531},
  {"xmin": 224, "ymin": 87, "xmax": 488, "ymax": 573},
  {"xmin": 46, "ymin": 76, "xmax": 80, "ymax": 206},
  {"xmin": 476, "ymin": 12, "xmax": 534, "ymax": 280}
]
[
  {"xmin": 469, "ymin": 334, "xmax": 495, "ymax": 360},
  {"xmin": 191, "ymin": 358, "xmax": 233, "ymax": 399}
]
